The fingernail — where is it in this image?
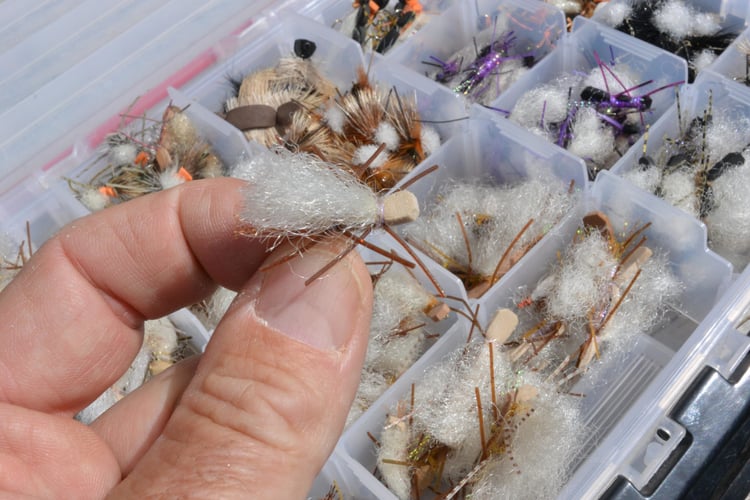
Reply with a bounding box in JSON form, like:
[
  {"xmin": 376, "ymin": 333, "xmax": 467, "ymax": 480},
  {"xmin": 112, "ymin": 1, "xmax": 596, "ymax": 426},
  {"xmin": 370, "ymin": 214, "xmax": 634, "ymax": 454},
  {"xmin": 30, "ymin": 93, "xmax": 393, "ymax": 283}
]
[{"xmin": 253, "ymin": 242, "xmax": 370, "ymax": 350}]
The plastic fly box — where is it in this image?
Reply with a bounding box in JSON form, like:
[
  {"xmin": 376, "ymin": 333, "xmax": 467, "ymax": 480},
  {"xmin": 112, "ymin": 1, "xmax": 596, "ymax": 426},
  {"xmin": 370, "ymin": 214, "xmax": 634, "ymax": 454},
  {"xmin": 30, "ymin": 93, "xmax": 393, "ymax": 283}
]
[
  {"xmin": 0, "ymin": 0, "xmax": 274, "ymax": 238},
  {"xmin": 2, "ymin": 0, "xmax": 750, "ymax": 498}
]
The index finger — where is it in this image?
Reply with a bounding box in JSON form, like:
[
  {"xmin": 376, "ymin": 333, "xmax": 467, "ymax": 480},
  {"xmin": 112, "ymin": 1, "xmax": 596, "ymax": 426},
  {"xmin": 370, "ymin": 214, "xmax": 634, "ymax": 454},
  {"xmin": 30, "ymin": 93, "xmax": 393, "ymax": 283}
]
[{"xmin": 0, "ymin": 178, "xmax": 267, "ymax": 415}]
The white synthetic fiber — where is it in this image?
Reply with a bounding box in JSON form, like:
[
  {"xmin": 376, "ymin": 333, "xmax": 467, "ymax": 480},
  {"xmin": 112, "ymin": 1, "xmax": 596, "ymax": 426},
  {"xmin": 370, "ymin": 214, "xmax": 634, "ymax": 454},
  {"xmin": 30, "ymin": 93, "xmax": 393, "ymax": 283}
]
[
  {"xmin": 546, "ymin": 1, "xmax": 581, "ymax": 15},
  {"xmin": 80, "ymin": 188, "xmax": 111, "ymax": 212},
  {"xmin": 354, "ymin": 269, "xmax": 435, "ymax": 424},
  {"xmin": 706, "ymin": 157, "xmax": 750, "ymax": 268},
  {"xmin": 600, "ymin": 3, "xmax": 632, "ymax": 27},
  {"xmin": 567, "ymin": 107, "xmax": 615, "ymax": 165},
  {"xmin": 353, "ymin": 144, "xmax": 388, "ymax": 168},
  {"xmin": 75, "ymin": 388, "xmax": 119, "ymax": 424},
  {"xmin": 475, "ymin": 176, "xmax": 576, "ymax": 275},
  {"xmin": 324, "ymin": 104, "xmax": 346, "ymax": 134},
  {"xmin": 369, "ymin": 268, "xmax": 433, "ymax": 342},
  {"xmin": 0, "ymin": 234, "xmax": 17, "ymax": 290},
  {"xmin": 372, "ymin": 333, "xmax": 426, "ymax": 382},
  {"xmin": 365, "ymin": 319, "xmax": 425, "ymax": 377},
  {"xmin": 468, "ymin": 380, "xmax": 583, "ymax": 500},
  {"xmin": 661, "ymin": 169, "xmax": 698, "ymax": 217},
  {"xmin": 403, "ymin": 182, "xmax": 484, "ymax": 270},
  {"xmin": 206, "ymin": 286, "xmax": 237, "ymax": 329},
  {"xmin": 377, "ymin": 226, "xmax": 682, "ymax": 498},
  {"xmin": 525, "ymin": 124, "xmax": 551, "ymax": 140},
  {"xmin": 346, "ymin": 369, "xmax": 389, "ymax": 428},
  {"xmin": 483, "ymin": 58, "xmax": 524, "ymax": 105},
  {"xmin": 146, "ymin": 317, "xmax": 178, "ymax": 356},
  {"xmin": 403, "ymin": 175, "xmax": 576, "ymax": 281},
  {"xmin": 521, "ymin": 226, "xmax": 682, "ymax": 377},
  {"xmin": 376, "ymin": 121, "xmax": 400, "ymax": 151},
  {"xmin": 653, "ymin": 0, "xmax": 693, "ymax": 39},
  {"xmin": 623, "ymin": 164, "xmax": 663, "ymax": 194},
  {"xmin": 542, "ymin": 231, "xmax": 618, "ymax": 322},
  {"xmin": 386, "ymin": 341, "xmax": 584, "ymax": 498},
  {"xmin": 235, "ymin": 147, "xmax": 378, "ymax": 245},
  {"xmin": 117, "ymin": 343, "xmax": 151, "ymax": 394},
  {"xmin": 510, "ymin": 77, "xmax": 575, "ymax": 130},
  {"xmin": 411, "ymin": 342, "xmax": 514, "ymax": 454},
  {"xmin": 146, "ymin": 318, "xmax": 181, "ymax": 376},
  {"xmin": 159, "ymin": 167, "xmax": 187, "ymax": 190},
  {"xmin": 366, "ymin": 268, "xmax": 431, "ymax": 371},
  {"xmin": 517, "ymin": 231, "xmax": 616, "ymax": 370},
  {"xmin": 705, "ymin": 115, "xmax": 750, "ymax": 165},
  {"xmin": 505, "ymin": 60, "xmax": 529, "ymax": 87},
  {"xmin": 693, "ymin": 50, "xmax": 718, "ymax": 75},
  {"xmin": 512, "ymin": 64, "xmax": 647, "ymax": 173},
  {"xmin": 77, "ymin": 318, "xmax": 178, "ymax": 423},
  {"xmin": 109, "ymin": 143, "xmax": 138, "ymax": 166},
  {"xmin": 420, "ymin": 125, "xmax": 441, "ymax": 157},
  {"xmin": 653, "ymin": 1, "xmax": 721, "ymax": 40},
  {"xmin": 378, "ymin": 416, "xmax": 413, "ymax": 500},
  {"xmin": 191, "ymin": 286, "xmax": 237, "ymax": 331},
  {"xmin": 602, "ymin": 253, "xmax": 683, "ymax": 351},
  {"xmin": 0, "ymin": 233, "xmax": 15, "ymax": 262}
]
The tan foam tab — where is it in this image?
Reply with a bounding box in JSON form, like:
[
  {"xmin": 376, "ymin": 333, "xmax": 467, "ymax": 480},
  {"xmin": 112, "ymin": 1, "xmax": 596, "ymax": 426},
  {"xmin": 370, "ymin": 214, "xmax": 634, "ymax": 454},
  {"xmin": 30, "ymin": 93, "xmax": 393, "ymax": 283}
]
[
  {"xmin": 487, "ymin": 308, "xmax": 519, "ymax": 344},
  {"xmin": 382, "ymin": 190, "xmax": 419, "ymax": 225}
]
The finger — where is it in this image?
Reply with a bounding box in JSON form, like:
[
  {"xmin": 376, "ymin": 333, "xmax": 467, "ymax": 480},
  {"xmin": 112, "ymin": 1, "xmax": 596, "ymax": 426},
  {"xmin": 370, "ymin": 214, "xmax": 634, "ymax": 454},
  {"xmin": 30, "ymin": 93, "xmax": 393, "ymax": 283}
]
[
  {"xmin": 90, "ymin": 356, "xmax": 199, "ymax": 475},
  {"xmin": 108, "ymin": 239, "xmax": 373, "ymax": 499},
  {"xmin": 0, "ymin": 403, "xmax": 120, "ymax": 498},
  {"xmin": 0, "ymin": 178, "xmax": 267, "ymax": 415}
]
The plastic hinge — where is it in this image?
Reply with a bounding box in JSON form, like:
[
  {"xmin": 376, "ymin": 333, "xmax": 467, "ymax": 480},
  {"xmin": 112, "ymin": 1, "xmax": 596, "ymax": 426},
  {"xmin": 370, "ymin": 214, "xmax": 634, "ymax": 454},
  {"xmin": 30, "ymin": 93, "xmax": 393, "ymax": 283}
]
[
  {"xmin": 621, "ymin": 418, "xmax": 687, "ymax": 491},
  {"xmin": 705, "ymin": 326, "xmax": 750, "ymax": 380}
]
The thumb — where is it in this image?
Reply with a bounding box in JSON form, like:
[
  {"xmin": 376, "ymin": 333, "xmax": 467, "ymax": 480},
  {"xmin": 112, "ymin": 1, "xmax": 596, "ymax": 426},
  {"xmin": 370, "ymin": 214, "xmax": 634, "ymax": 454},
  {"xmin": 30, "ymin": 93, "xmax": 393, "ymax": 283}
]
[{"xmin": 109, "ymin": 240, "xmax": 373, "ymax": 499}]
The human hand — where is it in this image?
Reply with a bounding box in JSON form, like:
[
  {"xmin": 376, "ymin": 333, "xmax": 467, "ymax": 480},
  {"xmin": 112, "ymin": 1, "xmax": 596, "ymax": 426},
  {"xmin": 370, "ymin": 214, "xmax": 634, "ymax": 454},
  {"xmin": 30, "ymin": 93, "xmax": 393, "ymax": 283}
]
[{"xmin": 0, "ymin": 178, "xmax": 373, "ymax": 499}]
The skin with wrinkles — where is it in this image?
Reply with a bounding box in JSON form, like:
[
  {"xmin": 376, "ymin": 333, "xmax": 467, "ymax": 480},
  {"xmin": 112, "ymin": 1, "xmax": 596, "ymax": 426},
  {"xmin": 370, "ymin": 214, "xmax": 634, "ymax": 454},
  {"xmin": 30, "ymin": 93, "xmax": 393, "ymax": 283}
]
[{"xmin": 0, "ymin": 178, "xmax": 373, "ymax": 499}]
